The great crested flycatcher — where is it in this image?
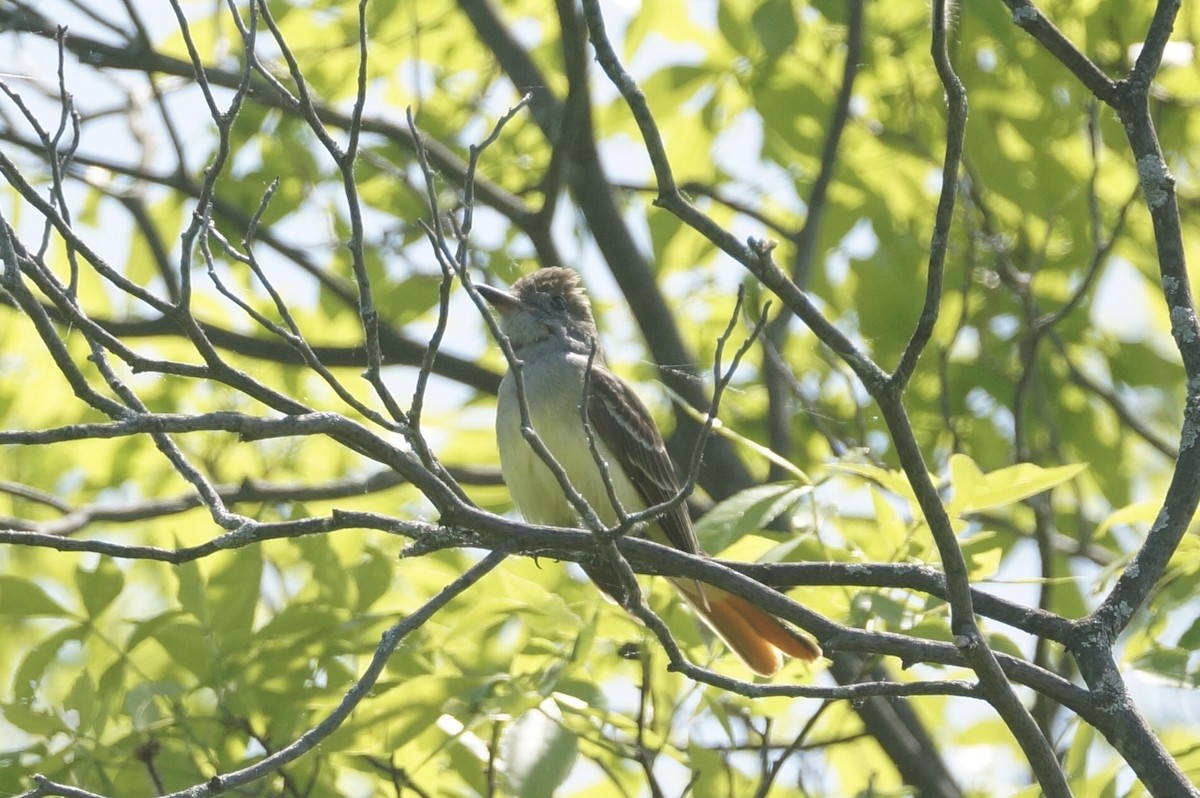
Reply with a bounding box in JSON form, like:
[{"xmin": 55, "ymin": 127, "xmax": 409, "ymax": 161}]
[{"xmin": 479, "ymin": 267, "xmax": 821, "ymax": 676}]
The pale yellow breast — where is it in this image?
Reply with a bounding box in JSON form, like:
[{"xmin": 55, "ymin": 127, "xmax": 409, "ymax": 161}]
[{"xmin": 496, "ymin": 350, "xmax": 644, "ymax": 529}]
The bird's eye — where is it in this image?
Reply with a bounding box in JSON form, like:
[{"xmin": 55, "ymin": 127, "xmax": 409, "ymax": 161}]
[{"xmin": 550, "ymin": 295, "xmax": 569, "ymax": 313}]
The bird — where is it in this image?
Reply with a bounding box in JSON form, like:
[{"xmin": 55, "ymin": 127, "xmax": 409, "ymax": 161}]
[{"xmin": 477, "ymin": 267, "xmax": 821, "ymax": 676}]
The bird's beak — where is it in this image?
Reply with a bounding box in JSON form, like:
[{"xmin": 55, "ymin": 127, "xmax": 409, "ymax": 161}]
[{"xmin": 476, "ymin": 283, "xmax": 524, "ymax": 314}]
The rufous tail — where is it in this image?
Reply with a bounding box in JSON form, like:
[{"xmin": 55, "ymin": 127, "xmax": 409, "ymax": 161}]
[{"xmin": 674, "ymin": 580, "xmax": 822, "ymax": 676}]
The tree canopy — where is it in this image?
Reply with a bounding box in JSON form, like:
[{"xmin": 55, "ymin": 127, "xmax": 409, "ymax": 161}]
[{"xmin": 2, "ymin": 0, "xmax": 1199, "ymax": 796}]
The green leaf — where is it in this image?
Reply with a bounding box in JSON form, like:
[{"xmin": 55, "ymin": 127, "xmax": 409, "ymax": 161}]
[
  {"xmin": 694, "ymin": 482, "xmax": 811, "ymax": 553},
  {"xmin": 94, "ymin": 658, "xmax": 126, "ymax": 738},
  {"xmin": 946, "ymin": 454, "xmax": 1088, "ymax": 515},
  {"xmin": 64, "ymin": 671, "xmax": 96, "ymax": 735},
  {"xmin": 13, "ymin": 626, "xmax": 85, "ymax": 706},
  {"xmin": 126, "ymin": 196, "xmax": 184, "ymax": 287},
  {"xmin": 1065, "ymin": 721, "xmax": 1095, "ymax": 781},
  {"xmin": 1, "ymin": 696, "xmax": 59, "ymax": 736},
  {"xmin": 1095, "ymin": 501, "xmax": 1160, "ymax": 539},
  {"xmin": 985, "ymin": 630, "xmax": 1026, "ymax": 659},
  {"xmin": 350, "ymin": 548, "xmax": 394, "ymax": 613},
  {"xmin": 253, "ymin": 602, "xmax": 342, "ymax": 643},
  {"xmin": 850, "ymin": 487, "xmax": 911, "ymax": 560},
  {"xmin": 1130, "ymin": 648, "xmax": 1190, "ymax": 682},
  {"xmin": 148, "ymin": 616, "xmax": 216, "ymax": 681},
  {"xmin": 298, "ymin": 535, "xmax": 350, "ymax": 605},
  {"xmin": 123, "ymin": 680, "xmax": 186, "ymax": 730},
  {"xmin": 751, "ymin": 0, "xmax": 799, "ymax": 61},
  {"xmin": 125, "ymin": 608, "xmax": 186, "ymax": 651},
  {"xmin": 716, "ymin": 1, "xmax": 753, "ymax": 56},
  {"xmin": 0, "ymin": 575, "xmax": 71, "ymax": 617},
  {"xmin": 961, "ymin": 532, "xmax": 1004, "ymax": 580},
  {"xmin": 330, "ymin": 674, "xmax": 456, "ymax": 749},
  {"xmin": 1177, "ymin": 615, "xmax": 1200, "ymax": 650},
  {"xmin": 208, "ymin": 547, "xmax": 263, "ymax": 647},
  {"xmin": 906, "ymin": 616, "xmax": 953, "ymax": 643},
  {"xmin": 688, "ymin": 739, "xmax": 733, "ymax": 798},
  {"xmin": 849, "ymin": 591, "xmax": 910, "ymax": 630},
  {"xmin": 76, "ymin": 559, "xmax": 124, "ymax": 618},
  {"xmin": 624, "ymin": 0, "xmax": 709, "ymax": 55},
  {"xmin": 375, "ymin": 273, "xmax": 444, "ymax": 326},
  {"xmin": 828, "ymin": 462, "xmax": 920, "ymax": 510},
  {"xmin": 499, "ymin": 704, "xmax": 578, "ymax": 798},
  {"xmin": 176, "ymin": 559, "xmax": 208, "ymax": 625},
  {"xmin": 871, "ymin": 486, "xmax": 909, "ymax": 545}
]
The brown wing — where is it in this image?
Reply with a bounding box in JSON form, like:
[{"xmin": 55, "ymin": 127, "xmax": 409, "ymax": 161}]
[{"xmin": 585, "ymin": 366, "xmax": 701, "ymax": 556}]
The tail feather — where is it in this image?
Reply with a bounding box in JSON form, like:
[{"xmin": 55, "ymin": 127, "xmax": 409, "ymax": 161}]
[{"xmin": 674, "ymin": 579, "xmax": 822, "ymax": 676}]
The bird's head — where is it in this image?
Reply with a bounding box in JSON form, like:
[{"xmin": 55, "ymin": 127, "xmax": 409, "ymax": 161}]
[{"xmin": 477, "ymin": 268, "xmax": 597, "ymax": 354}]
